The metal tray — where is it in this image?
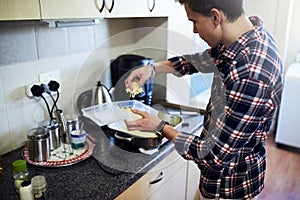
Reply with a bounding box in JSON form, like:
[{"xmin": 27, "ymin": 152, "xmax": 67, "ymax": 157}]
[{"xmin": 22, "ymin": 134, "xmax": 96, "ymax": 167}]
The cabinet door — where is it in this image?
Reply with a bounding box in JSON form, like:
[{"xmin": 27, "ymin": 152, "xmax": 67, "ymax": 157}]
[
  {"xmin": 0, "ymin": 0, "xmax": 40, "ymax": 20},
  {"xmin": 147, "ymin": 0, "xmax": 173, "ymax": 17},
  {"xmin": 40, "ymin": 0, "xmax": 105, "ymax": 19},
  {"xmin": 115, "ymin": 151, "xmax": 186, "ymax": 200},
  {"xmin": 105, "ymin": 0, "xmax": 172, "ymax": 18},
  {"xmin": 148, "ymin": 161, "xmax": 187, "ymax": 200},
  {"xmin": 186, "ymin": 161, "xmax": 201, "ymax": 200}
]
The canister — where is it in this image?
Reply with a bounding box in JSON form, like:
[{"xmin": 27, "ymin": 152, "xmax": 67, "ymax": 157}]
[
  {"xmin": 27, "ymin": 127, "xmax": 50, "ymax": 162},
  {"xmin": 47, "ymin": 122, "xmax": 60, "ymax": 150},
  {"xmin": 39, "ymin": 119, "xmax": 60, "ymax": 150}
]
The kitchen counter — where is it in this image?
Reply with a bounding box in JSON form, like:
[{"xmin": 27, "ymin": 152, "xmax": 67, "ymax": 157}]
[{"xmin": 0, "ymin": 110, "xmax": 203, "ymax": 200}]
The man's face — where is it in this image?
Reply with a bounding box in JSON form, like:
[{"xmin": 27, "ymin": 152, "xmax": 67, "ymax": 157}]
[{"xmin": 184, "ymin": 4, "xmax": 221, "ymax": 47}]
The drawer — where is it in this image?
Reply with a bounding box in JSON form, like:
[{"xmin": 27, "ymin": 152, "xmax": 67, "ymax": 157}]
[{"xmin": 115, "ymin": 150, "xmax": 186, "ymax": 200}]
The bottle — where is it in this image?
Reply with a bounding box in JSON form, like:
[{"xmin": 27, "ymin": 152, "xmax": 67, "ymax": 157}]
[
  {"xmin": 31, "ymin": 175, "xmax": 47, "ymax": 200},
  {"xmin": 12, "ymin": 159, "xmax": 29, "ymax": 194},
  {"xmin": 19, "ymin": 180, "xmax": 34, "ymax": 200}
]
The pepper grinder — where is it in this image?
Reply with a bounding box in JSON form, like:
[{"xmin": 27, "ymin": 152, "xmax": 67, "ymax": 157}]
[{"xmin": 54, "ymin": 109, "xmax": 71, "ymax": 144}]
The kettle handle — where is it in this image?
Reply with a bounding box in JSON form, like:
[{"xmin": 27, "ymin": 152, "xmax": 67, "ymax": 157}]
[
  {"xmin": 98, "ymin": 81, "xmax": 111, "ymax": 94},
  {"xmin": 97, "ymin": 81, "xmax": 113, "ymax": 101}
]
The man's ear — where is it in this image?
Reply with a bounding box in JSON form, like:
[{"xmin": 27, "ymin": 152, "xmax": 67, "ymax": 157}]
[{"xmin": 211, "ymin": 8, "xmax": 222, "ymax": 25}]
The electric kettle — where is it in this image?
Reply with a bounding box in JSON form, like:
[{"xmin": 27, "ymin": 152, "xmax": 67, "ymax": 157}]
[
  {"xmin": 92, "ymin": 81, "xmax": 112, "ymax": 105},
  {"xmin": 77, "ymin": 81, "xmax": 112, "ymax": 115}
]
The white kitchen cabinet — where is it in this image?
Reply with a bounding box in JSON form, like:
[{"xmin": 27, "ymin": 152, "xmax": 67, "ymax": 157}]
[
  {"xmin": 0, "ymin": 0, "xmax": 172, "ymax": 21},
  {"xmin": 0, "ymin": 0, "xmax": 40, "ymax": 20},
  {"xmin": 39, "ymin": 0, "xmax": 105, "ymax": 19},
  {"xmin": 105, "ymin": 0, "xmax": 173, "ymax": 18},
  {"xmin": 115, "ymin": 150, "xmax": 187, "ymax": 200},
  {"xmin": 186, "ymin": 161, "xmax": 201, "ymax": 200},
  {"xmin": 148, "ymin": 161, "xmax": 187, "ymax": 200}
]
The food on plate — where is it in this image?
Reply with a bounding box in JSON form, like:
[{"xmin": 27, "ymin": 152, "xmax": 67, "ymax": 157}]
[{"xmin": 126, "ymin": 82, "xmax": 143, "ymax": 98}]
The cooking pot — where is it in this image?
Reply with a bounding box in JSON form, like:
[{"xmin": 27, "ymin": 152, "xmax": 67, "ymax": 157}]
[{"xmin": 114, "ymin": 132, "xmax": 163, "ymax": 149}]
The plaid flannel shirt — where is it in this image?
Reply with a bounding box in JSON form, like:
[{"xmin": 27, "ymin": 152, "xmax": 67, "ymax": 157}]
[{"xmin": 170, "ymin": 16, "xmax": 283, "ymax": 199}]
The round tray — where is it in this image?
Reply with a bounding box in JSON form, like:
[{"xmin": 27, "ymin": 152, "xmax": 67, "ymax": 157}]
[{"xmin": 22, "ymin": 134, "xmax": 96, "ymax": 167}]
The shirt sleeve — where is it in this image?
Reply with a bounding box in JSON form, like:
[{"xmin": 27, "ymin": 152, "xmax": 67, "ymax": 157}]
[{"xmin": 168, "ymin": 49, "xmax": 216, "ymax": 76}]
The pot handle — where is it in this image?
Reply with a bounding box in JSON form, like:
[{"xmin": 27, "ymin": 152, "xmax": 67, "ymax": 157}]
[{"xmin": 114, "ymin": 132, "xmax": 133, "ymax": 142}]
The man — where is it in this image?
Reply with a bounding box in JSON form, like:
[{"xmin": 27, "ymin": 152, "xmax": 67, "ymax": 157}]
[{"xmin": 124, "ymin": 0, "xmax": 283, "ymax": 199}]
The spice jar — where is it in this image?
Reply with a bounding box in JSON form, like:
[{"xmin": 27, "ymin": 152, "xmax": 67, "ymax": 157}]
[
  {"xmin": 31, "ymin": 175, "xmax": 47, "ymax": 200},
  {"xmin": 12, "ymin": 159, "xmax": 29, "ymax": 193}
]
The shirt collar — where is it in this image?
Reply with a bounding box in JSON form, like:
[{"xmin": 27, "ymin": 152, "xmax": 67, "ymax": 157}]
[{"xmin": 222, "ymin": 16, "xmax": 264, "ymax": 60}]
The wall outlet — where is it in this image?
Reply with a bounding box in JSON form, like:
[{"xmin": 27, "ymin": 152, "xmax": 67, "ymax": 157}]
[
  {"xmin": 25, "ymin": 82, "xmax": 60, "ymax": 98},
  {"xmin": 39, "ymin": 70, "xmax": 60, "ymax": 82},
  {"xmin": 25, "ymin": 70, "xmax": 61, "ymax": 98}
]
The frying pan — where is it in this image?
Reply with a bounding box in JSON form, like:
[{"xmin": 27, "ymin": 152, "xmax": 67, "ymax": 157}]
[
  {"xmin": 114, "ymin": 132, "xmax": 163, "ymax": 149},
  {"xmin": 109, "ymin": 112, "xmax": 183, "ymax": 149}
]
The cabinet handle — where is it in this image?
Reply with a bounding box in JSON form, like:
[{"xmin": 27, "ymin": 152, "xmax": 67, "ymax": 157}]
[
  {"xmin": 148, "ymin": 0, "xmax": 155, "ymax": 12},
  {"xmin": 95, "ymin": 0, "xmax": 105, "ymax": 13},
  {"xmin": 107, "ymin": 0, "xmax": 114, "ymax": 13},
  {"xmin": 149, "ymin": 171, "xmax": 164, "ymax": 185}
]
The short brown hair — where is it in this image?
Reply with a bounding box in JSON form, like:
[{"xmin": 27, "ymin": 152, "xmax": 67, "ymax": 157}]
[{"xmin": 179, "ymin": 0, "xmax": 245, "ymax": 22}]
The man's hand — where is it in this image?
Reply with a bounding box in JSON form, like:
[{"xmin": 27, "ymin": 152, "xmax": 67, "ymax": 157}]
[{"xmin": 124, "ymin": 108, "xmax": 161, "ymax": 132}]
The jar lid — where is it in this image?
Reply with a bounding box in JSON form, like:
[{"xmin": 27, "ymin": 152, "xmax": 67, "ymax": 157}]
[
  {"xmin": 12, "ymin": 159, "xmax": 27, "ymax": 173},
  {"xmin": 21, "ymin": 180, "xmax": 31, "ymax": 187},
  {"xmin": 39, "ymin": 119, "xmax": 58, "ymax": 129},
  {"xmin": 27, "ymin": 127, "xmax": 49, "ymax": 141}
]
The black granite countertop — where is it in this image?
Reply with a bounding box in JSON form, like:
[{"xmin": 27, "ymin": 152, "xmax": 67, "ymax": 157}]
[
  {"xmin": 0, "ymin": 109, "xmax": 203, "ymax": 200},
  {"xmin": 0, "ymin": 124, "xmax": 175, "ymax": 200}
]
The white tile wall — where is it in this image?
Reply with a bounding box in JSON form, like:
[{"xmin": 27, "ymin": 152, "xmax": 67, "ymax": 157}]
[
  {"xmin": 0, "ymin": 21, "xmax": 38, "ymax": 66},
  {"xmin": 0, "ymin": 111, "xmax": 11, "ymax": 154},
  {"xmin": 0, "ymin": 53, "xmax": 91, "ymax": 155},
  {"xmin": 0, "ymin": 73, "xmax": 5, "ymax": 112}
]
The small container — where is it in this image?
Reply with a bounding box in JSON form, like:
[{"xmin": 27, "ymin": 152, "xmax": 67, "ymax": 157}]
[
  {"xmin": 70, "ymin": 130, "xmax": 87, "ymax": 149},
  {"xmin": 47, "ymin": 122, "xmax": 60, "ymax": 150},
  {"xmin": 66, "ymin": 119, "xmax": 76, "ymax": 143},
  {"xmin": 31, "ymin": 175, "xmax": 47, "ymax": 200},
  {"xmin": 12, "ymin": 159, "xmax": 29, "ymax": 193},
  {"xmin": 39, "ymin": 119, "xmax": 61, "ymax": 150},
  {"xmin": 19, "ymin": 180, "xmax": 34, "ymax": 200},
  {"xmin": 27, "ymin": 127, "xmax": 50, "ymax": 162}
]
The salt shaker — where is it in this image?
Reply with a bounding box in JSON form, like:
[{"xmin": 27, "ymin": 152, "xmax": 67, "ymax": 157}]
[
  {"xmin": 31, "ymin": 175, "xmax": 47, "ymax": 200},
  {"xmin": 12, "ymin": 159, "xmax": 29, "ymax": 193}
]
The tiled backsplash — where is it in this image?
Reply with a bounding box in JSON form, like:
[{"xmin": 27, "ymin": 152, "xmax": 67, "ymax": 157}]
[{"xmin": 0, "ymin": 18, "xmax": 168, "ymax": 155}]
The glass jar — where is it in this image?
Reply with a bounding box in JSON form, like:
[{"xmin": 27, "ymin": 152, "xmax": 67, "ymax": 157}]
[
  {"xmin": 12, "ymin": 159, "xmax": 29, "ymax": 193},
  {"xmin": 31, "ymin": 175, "xmax": 47, "ymax": 200}
]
